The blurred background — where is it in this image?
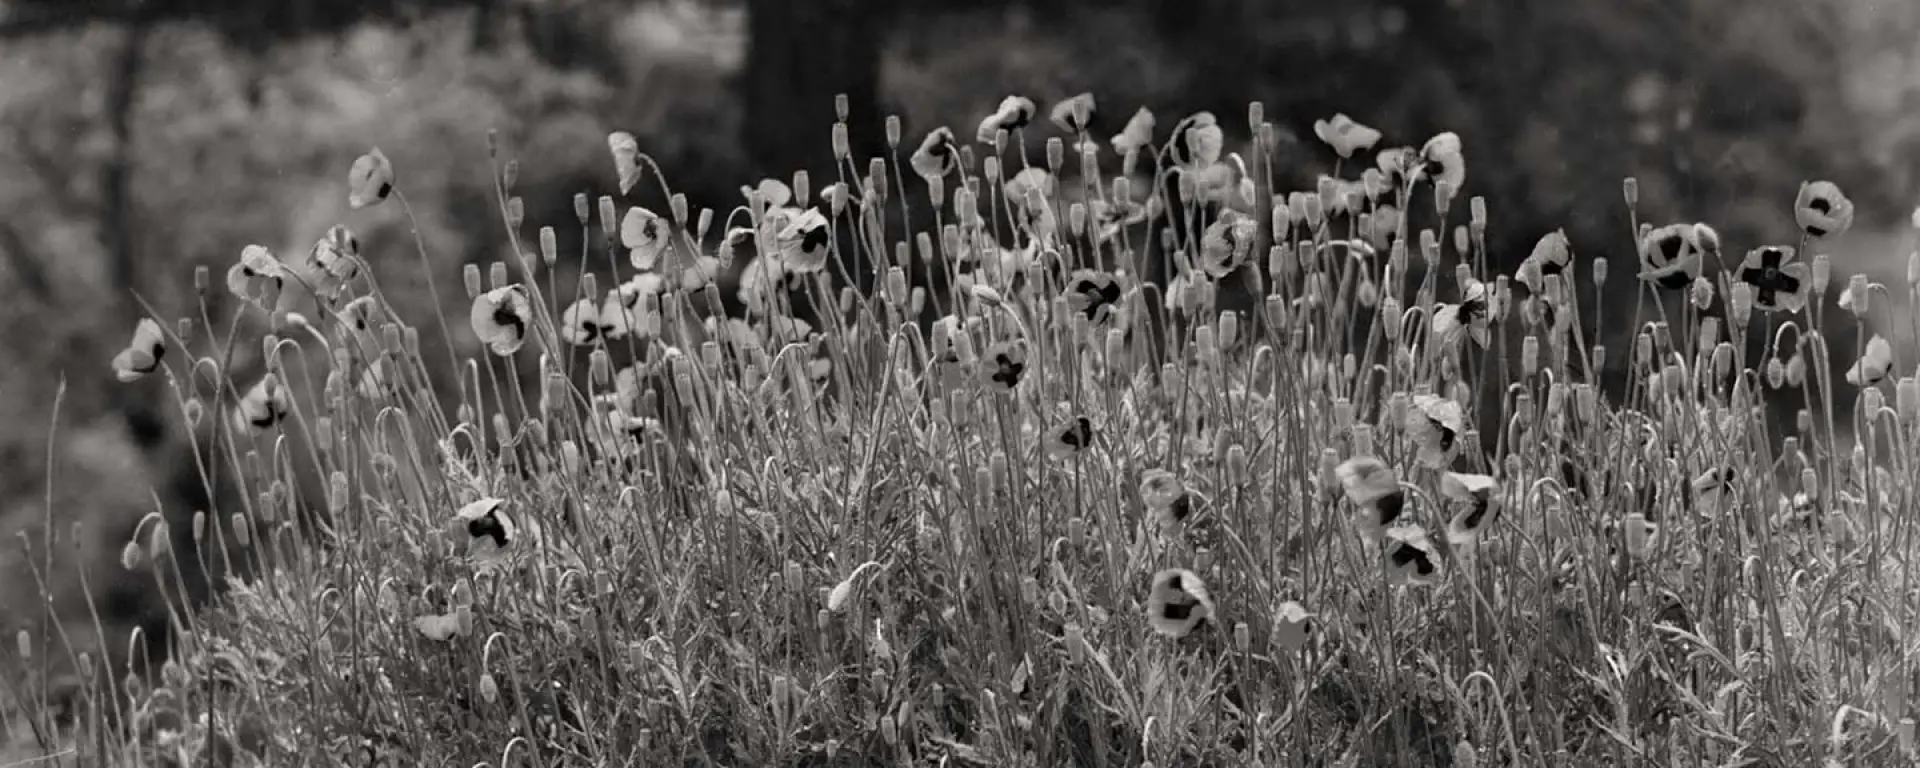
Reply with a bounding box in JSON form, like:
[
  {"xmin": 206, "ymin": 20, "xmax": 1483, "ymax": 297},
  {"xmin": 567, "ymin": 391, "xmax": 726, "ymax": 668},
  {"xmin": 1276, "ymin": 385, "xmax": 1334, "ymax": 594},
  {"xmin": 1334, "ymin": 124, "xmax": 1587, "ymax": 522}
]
[{"xmin": 0, "ymin": 0, "xmax": 1917, "ymax": 690}]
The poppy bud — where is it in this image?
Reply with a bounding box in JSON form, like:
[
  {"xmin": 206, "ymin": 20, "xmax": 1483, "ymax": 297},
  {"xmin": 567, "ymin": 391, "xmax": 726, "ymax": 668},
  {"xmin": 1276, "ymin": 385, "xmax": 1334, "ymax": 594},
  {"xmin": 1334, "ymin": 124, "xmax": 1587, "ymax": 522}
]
[
  {"xmin": 506, "ymin": 196, "xmax": 524, "ymax": 230},
  {"xmin": 489, "ymin": 262, "xmax": 508, "ymax": 291},
  {"xmin": 1622, "ymin": 177, "xmax": 1639, "ymax": 207},
  {"xmin": 1453, "ymin": 225, "xmax": 1470, "ymax": 257},
  {"xmin": 597, "ymin": 196, "xmax": 618, "ymax": 242},
  {"xmin": 1844, "ymin": 274, "xmax": 1870, "ymax": 317},
  {"xmin": 1522, "ymin": 336, "xmax": 1540, "ymax": 376},
  {"xmin": 1796, "ymin": 408, "xmax": 1813, "ymax": 435},
  {"xmin": 1233, "ymin": 622, "xmax": 1251, "ymax": 652},
  {"xmin": 1766, "ymin": 357, "xmax": 1787, "ymax": 389},
  {"xmin": 1728, "ymin": 283, "xmax": 1754, "ymax": 326},
  {"xmin": 1469, "ymin": 196, "xmax": 1487, "ymax": 230},
  {"xmin": 1863, "ymin": 386, "xmax": 1886, "ymax": 419},
  {"xmin": 1046, "ymin": 137, "xmax": 1064, "ymax": 172},
  {"xmin": 573, "ymin": 193, "xmax": 589, "ymax": 225}
]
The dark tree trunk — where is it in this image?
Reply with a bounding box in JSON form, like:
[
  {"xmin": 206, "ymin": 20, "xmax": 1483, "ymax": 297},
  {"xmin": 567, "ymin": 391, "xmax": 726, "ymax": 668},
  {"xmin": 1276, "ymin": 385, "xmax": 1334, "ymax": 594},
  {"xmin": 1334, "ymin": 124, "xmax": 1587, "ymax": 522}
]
[{"xmin": 742, "ymin": 0, "xmax": 887, "ymax": 181}]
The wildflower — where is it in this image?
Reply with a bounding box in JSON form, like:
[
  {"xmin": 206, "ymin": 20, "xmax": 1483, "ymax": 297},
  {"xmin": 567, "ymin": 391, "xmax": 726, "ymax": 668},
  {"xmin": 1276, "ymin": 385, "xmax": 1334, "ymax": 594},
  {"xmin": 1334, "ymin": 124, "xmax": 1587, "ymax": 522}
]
[
  {"xmin": 1431, "ymin": 278, "xmax": 1492, "ymax": 348},
  {"xmin": 1063, "ymin": 270, "xmax": 1125, "ymax": 325},
  {"xmin": 560, "ymin": 298, "xmax": 610, "ymax": 346},
  {"xmin": 1198, "ymin": 209, "xmax": 1257, "ymax": 278},
  {"xmin": 1794, "ymin": 180, "xmax": 1855, "ymax": 239},
  {"xmin": 1051, "ymin": 92, "xmax": 1097, "ymax": 134},
  {"xmin": 305, "ymin": 225, "xmax": 361, "ymax": 298},
  {"xmin": 347, "ymin": 147, "xmax": 394, "ymax": 209},
  {"xmin": 1384, "ymin": 527, "xmax": 1444, "ymax": 585},
  {"xmin": 1847, "ymin": 334, "xmax": 1893, "ymax": 387},
  {"xmin": 453, "ymin": 497, "xmax": 517, "ymax": 567},
  {"xmin": 910, "ymin": 127, "xmax": 960, "ymax": 181},
  {"xmin": 1140, "ymin": 469, "xmax": 1193, "ymax": 527},
  {"xmin": 1273, "ymin": 601, "xmax": 1313, "ymax": 651},
  {"xmin": 470, "ymin": 285, "xmax": 531, "ymax": 356},
  {"xmin": 1517, "ymin": 229, "xmax": 1571, "ymax": 294},
  {"xmin": 232, "ymin": 374, "xmax": 290, "ymax": 434},
  {"xmin": 601, "ymin": 273, "xmax": 667, "ymax": 340},
  {"xmin": 112, "ymin": 318, "xmax": 167, "ymax": 383},
  {"xmin": 1335, "ymin": 456, "xmax": 1404, "ymax": 541},
  {"xmin": 1418, "ymin": 132, "xmax": 1466, "ymax": 194},
  {"xmin": 976, "ymin": 95, "xmax": 1036, "ymax": 144},
  {"xmin": 1169, "ymin": 111, "xmax": 1223, "ymax": 169},
  {"xmin": 778, "ymin": 208, "xmax": 833, "ymax": 274},
  {"xmin": 413, "ymin": 605, "xmax": 473, "ymax": 642},
  {"xmin": 1839, "ymin": 274, "xmax": 1870, "ymax": 315},
  {"xmin": 1737, "ymin": 246, "xmax": 1809, "ymax": 313},
  {"xmin": 1439, "ymin": 472, "xmax": 1499, "ymax": 544},
  {"xmin": 227, "ymin": 245, "xmax": 286, "ymax": 304},
  {"xmin": 745, "ymin": 177, "xmax": 794, "ymax": 209},
  {"xmin": 1691, "ymin": 467, "xmax": 1736, "ymax": 515},
  {"xmin": 1621, "ymin": 513, "xmax": 1659, "ymax": 557},
  {"xmin": 1312, "ymin": 113, "xmax": 1383, "ymax": 159},
  {"xmin": 1046, "ymin": 416, "xmax": 1095, "ymax": 458},
  {"xmin": 1111, "ymin": 107, "xmax": 1156, "ymax": 157},
  {"xmin": 621, "ymin": 207, "xmax": 671, "ymax": 270},
  {"xmin": 1375, "ymin": 146, "xmax": 1417, "ymax": 197},
  {"xmin": 1008, "ymin": 164, "xmax": 1055, "ymax": 204},
  {"xmin": 1405, "ymin": 394, "xmax": 1466, "ymax": 469},
  {"xmin": 608, "ymin": 131, "xmax": 642, "ymax": 194},
  {"xmin": 1145, "ymin": 568, "xmax": 1214, "ymax": 638},
  {"xmin": 1637, "ymin": 223, "xmax": 1704, "ymax": 291},
  {"xmin": 977, "ymin": 339, "xmax": 1029, "ymax": 392}
]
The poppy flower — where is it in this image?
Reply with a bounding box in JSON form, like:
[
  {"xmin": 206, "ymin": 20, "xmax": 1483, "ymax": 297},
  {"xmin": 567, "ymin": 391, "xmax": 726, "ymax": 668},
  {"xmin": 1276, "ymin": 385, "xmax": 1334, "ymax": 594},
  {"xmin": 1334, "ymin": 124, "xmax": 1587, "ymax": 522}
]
[
  {"xmin": 1517, "ymin": 229, "xmax": 1571, "ymax": 294},
  {"xmin": 347, "ymin": 147, "xmax": 394, "ymax": 209},
  {"xmin": 608, "ymin": 131, "xmax": 642, "ymax": 194},
  {"xmin": 1046, "ymin": 416, "xmax": 1095, "ymax": 459},
  {"xmin": 1146, "ymin": 568, "xmax": 1214, "ymax": 638},
  {"xmin": 1111, "ymin": 107, "xmax": 1156, "ymax": 157},
  {"xmin": 1737, "ymin": 246, "xmax": 1809, "ymax": 313},
  {"xmin": 1004, "ymin": 168, "xmax": 1056, "ymax": 214},
  {"xmin": 1794, "ymin": 181, "xmax": 1855, "ymax": 239},
  {"xmin": 1439, "ymin": 472, "xmax": 1499, "ymax": 545},
  {"xmin": 1199, "ymin": 209, "xmax": 1258, "ymax": 279},
  {"xmin": 1063, "ymin": 270, "xmax": 1125, "ymax": 325},
  {"xmin": 1621, "ymin": 513, "xmax": 1660, "ymax": 558},
  {"xmin": 1690, "ymin": 466, "xmax": 1736, "ymax": 515},
  {"xmin": 1273, "ymin": 601, "xmax": 1313, "ymax": 651},
  {"xmin": 1384, "ymin": 527, "xmax": 1444, "ymax": 585},
  {"xmin": 452, "ymin": 497, "xmax": 517, "ymax": 568},
  {"xmin": 232, "ymin": 374, "xmax": 290, "ymax": 434},
  {"xmin": 621, "ymin": 207, "xmax": 672, "ymax": 271},
  {"xmin": 910, "ymin": 127, "xmax": 960, "ymax": 182},
  {"xmin": 744, "ymin": 178, "xmax": 794, "ymax": 209},
  {"xmin": 1847, "ymin": 334, "xmax": 1893, "ymax": 387},
  {"xmin": 470, "ymin": 285, "xmax": 532, "ymax": 356},
  {"xmin": 1335, "ymin": 456, "xmax": 1404, "ymax": 541},
  {"xmin": 227, "ymin": 245, "xmax": 286, "ymax": 305},
  {"xmin": 413, "ymin": 605, "xmax": 474, "ymax": 642},
  {"xmin": 560, "ymin": 298, "xmax": 609, "ymax": 346},
  {"xmin": 1139, "ymin": 469, "xmax": 1194, "ymax": 527},
  {"xmin": 112, "ymin": 317, "xmax": 167, "ymax": 383},
  {"xmin": 1169, "ymin": 111, "xmax": 1223, "ymax": 170},
  {"xmin": 1312, "ymin": 113, "xmax": 1383, "ymax": 159},
  {"xmin": 601, "ymin": 273, "xmax": 666, "ymax": 340},
  {"xmin": 1405, "ymin": 394, "xmax": 1466, "ymax": 469},
  {"xmin": 739, "ymin": 253, "xmax": 798, "ymax": 316},
  {"xmin": 976, "ymin": 95, "xmax": 1037, "ymax": 144},
  {"xmin": 1050, "ymin": 92, "xmax": 1097, "ymax": 134},
  {"xmin": 977, "ymin": 339, "xmax": 1029, "ymax": 392},
  {"xmin": 778, "ymin": 208, "xmax": 833, "ymax": 274},
  {"xmin": 1374, "ymin": 147, "xmax": 1417, "ymax": 198},
  {"xmin": 1430, "ymin": 279, "xmax": 1492, "ymax": 348},
  {"xmin": 1418, "ymin": 132, "xmax": 1466, "ymax": 195},
  {"xmin": 305, "ymin": 225, "xmax": 361, "ymax": 299},
  {"xmin": 1637, "ymin": 223, "xmax": 1705, "ymax": 291}
]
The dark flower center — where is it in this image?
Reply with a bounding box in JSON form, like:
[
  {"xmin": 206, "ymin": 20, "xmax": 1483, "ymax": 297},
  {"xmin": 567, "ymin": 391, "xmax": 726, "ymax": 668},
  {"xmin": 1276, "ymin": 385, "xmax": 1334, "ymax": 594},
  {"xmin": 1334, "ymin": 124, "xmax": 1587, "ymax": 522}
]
[{"xmin": 467, "ymin": 514, "xmax": 510, "ymax": 548}]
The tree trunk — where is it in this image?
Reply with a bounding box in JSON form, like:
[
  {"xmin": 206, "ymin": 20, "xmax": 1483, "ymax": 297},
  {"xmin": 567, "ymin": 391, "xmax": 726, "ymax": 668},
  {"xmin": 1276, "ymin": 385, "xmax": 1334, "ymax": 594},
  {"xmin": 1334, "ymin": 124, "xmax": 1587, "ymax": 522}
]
[{"xmin": 742, "ymin": 0, "xmax": 886, "ymax": 181}]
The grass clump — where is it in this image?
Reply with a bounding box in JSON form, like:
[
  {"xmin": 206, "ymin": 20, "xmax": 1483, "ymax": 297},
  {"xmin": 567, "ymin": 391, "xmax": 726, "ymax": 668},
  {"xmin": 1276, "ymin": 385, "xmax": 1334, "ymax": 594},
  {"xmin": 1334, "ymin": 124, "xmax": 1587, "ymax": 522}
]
[{"xmin": 3, "ymin": 97, "xmax": 1918, "ymax": 767}]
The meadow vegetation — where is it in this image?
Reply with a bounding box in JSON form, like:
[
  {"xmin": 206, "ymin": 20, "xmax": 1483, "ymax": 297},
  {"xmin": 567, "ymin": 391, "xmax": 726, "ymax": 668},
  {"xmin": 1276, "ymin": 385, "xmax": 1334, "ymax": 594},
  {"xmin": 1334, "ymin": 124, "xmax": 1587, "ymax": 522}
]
[{"xmin": 5, "ymin": 91, "xmax": 1920, "ymax": 767}]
